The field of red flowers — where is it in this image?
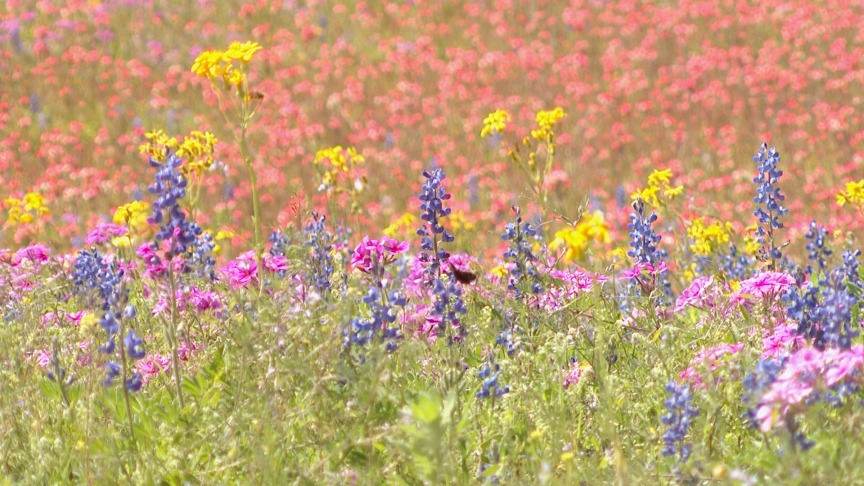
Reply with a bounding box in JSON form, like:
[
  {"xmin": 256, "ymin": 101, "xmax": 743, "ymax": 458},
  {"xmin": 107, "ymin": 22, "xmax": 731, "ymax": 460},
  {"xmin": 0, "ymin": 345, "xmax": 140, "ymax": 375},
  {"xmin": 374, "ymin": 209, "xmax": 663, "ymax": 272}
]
[
  {"xmin": 5, "ymin": 1, "xmax": 864, "ymax": 484},
  {"xmin": 2, "ymin": 0, "xmax": 864, "ymax": 254}
]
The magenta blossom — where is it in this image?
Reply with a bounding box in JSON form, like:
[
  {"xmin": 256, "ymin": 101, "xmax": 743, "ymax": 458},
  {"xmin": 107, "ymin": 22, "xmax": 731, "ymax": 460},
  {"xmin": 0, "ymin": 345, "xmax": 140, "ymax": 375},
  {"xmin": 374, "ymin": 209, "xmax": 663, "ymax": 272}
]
[
  {"xmin": 85, "ymin": 223, "xmax": 127, "ymax": 245},
  {"xmin": 734, "ymin": 271, "xmax": 796, "ymax": 302},
  {"xmin": 679, "ymin": 343, "xmax": 744, "ymax": 387},
  {"xmin": 221, "ymin": 251, "xmax": 258, "ymax": 289},
  {"xmin": 13, "ymin": 244, "xmax": 51, "ymax": 266},
  {"xmin": 350, "ymin": 236, "xmax": 409, "ymax": 273},
  {"xmin": 756, "ymin": 345, "xmax": 864, "ymax": 432},
  {"xmin": 675, "ymin": 276, "xmax": 716, "ymax": 312}
]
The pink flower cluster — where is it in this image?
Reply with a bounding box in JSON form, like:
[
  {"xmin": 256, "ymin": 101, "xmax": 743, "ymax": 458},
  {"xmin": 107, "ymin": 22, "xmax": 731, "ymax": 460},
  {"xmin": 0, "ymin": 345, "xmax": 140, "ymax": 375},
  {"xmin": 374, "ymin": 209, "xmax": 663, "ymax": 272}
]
[
  {"xmin": 349, "ymin": 236, "xmax": 409, "ymax": 273},
  {"xmin": 755, "ymin": 345, "xmax": 864, "ymax": 432},
  {"xmin": 679, "ymin": 343, "xmax": 744, "ymax": 388}
]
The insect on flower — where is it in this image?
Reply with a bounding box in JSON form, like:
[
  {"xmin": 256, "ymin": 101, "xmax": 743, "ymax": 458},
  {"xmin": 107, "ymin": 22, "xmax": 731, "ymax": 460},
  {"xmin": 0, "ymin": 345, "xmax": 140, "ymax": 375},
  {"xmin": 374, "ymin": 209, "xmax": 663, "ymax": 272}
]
[{"xmin": 449, "ymin": 262, "xmax": 478, "ymax": 285}]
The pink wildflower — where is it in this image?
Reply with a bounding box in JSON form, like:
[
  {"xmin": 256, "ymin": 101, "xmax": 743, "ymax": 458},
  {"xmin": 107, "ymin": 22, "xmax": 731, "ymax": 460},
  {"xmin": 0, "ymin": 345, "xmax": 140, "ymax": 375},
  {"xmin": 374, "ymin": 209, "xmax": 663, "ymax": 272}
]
[{"xmin": 221, "ymin": 251, "xmax": 258, "ymax": 289}]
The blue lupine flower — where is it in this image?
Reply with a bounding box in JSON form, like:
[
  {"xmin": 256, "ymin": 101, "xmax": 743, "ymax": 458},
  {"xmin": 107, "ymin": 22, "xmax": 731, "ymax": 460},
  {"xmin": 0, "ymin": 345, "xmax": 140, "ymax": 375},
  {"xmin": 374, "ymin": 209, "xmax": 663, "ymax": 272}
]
[
  {"xmin": 417, "ymin": 168, "xmax": 454, "ymax": 279},
  {"xmin": 269, "ymin": 230, "xmax": 291, "ymax": 257},
  {"xmin": 476, "ymin": 359, "xmax": 510, "ymax": 400},
  {"xmin": 501, "ymin": 206, "xmax": 543, "ymax": 299},
  {"xmin": 752, "ymin": 143, "xmax": 788, "ymax": 268},
  {"xmin": 189, "ymin": 231, "xmax": 218, "ymax": 281},
  {"xmin": 415, "ymin": 168, "xmax": 467, "ymax": 339},
  {"xmin": 73, "ymin": 247, "xmax": 145, "ymax": 390},
  {"xmin": 817, "ymin": 269, "xmax": 858, "ymax": 350},
  {"xmin": 124, "ymin": 330, "xmax": 146, "ymax": 360},
  {"xmin": 147, "ymin": 151, "xmax": 202, "ymax": 258},
  {"xmin": 125, "ymin": 373, "xmax": 144, "ymax": 392},
  {"xmin": 627, "ymin": 198, "xmax": 671, "ymax": 300},
  {"xmin": 660, "ymin": 381, "xmax": 698, "ymax": 463},
  {"xmin": 103, "ymin": 361, "xmax": 121, "ymax": 387},
  {"xmin": 783, "ymin": 283, "xmax": 822, "ymax": 347},
  {"xmin": 804, "ymin": 220, "xmax": 831, "ymax": 276},
  {"xmin": 304, "ymin": 212, "xmax": 335, "ymax": 294},
  {"xmin": 628, "ymin": 198, "xmax": 663, "ymax": 265}
]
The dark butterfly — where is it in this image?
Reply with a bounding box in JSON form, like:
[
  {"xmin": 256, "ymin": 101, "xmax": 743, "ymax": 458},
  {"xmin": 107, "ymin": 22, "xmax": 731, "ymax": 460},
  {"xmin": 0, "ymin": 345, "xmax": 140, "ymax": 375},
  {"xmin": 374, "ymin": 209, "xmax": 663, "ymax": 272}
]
[{"xmin": 449, "ymin": 263, "xmax": 478, "ymax": 285}]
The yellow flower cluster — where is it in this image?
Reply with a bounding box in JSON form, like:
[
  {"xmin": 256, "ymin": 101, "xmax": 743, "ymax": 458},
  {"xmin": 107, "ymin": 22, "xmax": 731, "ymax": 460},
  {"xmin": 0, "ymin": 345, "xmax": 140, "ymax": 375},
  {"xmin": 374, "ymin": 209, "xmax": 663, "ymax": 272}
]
[
  {"xmin": 480, "ymin": 109, "xmax": 511, "ymax": 138},
  {"xmin": 687, "ymin": 218, "xmax": 732, "ymax": 256},
  {"xmin": 4, "ymin": 193, "xmax": 49, "ymax": 225},
  {"xmin": 549, "ymin": 211, "xmax": 611, "ymax": 263},
  {"xmin": 742, "ymin": 224, "xmax": 763, "ymax": 255},
  {"xmin": 631, "ymin": 169, "xmax": 684, "ymax": 207},
  {"xmin": 448, "ymin": 211, "xmax": 476, "ymax": 232},
  {"xmin": 530, "ymin": 107, "xmax": 566, "ymax": 141},
  {"xmin": 314, "ymin": 146, "xmax": 365, "ymax": 192},
  {"xmin": 837, "ymin": 180, "xmax": 864, "ymax": 207},
  {"xmin": 113, "ymin": 201, "xmax": 150, "ymax": 231},
  {"xmin": 383, "ymin": 212, "xmax": 418, "ymax": 238},
  {"xmin": 191, "ymin": 41, "xmax": 262, "ymax": 87},
  {"xmin": 140, "ymin": 129, "xmax": 218, "ymax": 175}
]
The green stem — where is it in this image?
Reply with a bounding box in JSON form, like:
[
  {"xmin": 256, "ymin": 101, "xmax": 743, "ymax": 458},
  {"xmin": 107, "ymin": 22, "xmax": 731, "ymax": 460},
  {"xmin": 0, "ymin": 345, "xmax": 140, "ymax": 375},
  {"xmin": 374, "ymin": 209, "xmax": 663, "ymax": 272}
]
[
  {"xmin": 167, "ymin": 266, "xmax": 185, "ymax": 408},
  {"xmin": 238, "ymin": 102, "xmax": 263, "ymax": 298},
  {"xmin": 117, "ymin": 313, "xmax": 136, "ymax": 443}
]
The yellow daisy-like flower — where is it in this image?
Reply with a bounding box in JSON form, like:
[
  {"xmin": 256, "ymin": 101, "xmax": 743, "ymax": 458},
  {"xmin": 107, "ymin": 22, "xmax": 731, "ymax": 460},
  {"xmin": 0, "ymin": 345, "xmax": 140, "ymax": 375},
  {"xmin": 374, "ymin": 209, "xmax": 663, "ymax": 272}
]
[
  {"xmin": 631, "ymin": 185, "xmax": 661, "ymax": 207},
  {"xmin": 531, "ymin": 107, "xmax": 566, "ymax": 140},
  {"xmin": 647, "ymin": 168, "xmax": 673, "ymax": 187},
  {"xmin": 480, "ymin": 109, "xmax": 511, "ymax": 138},
  {"xmin": 224, "ymin": 41, "xmax": 263, "ymax": 63},
  {"xmin": 383, "ymin": 212, "xmax": 417, "ymax": 238},
  {"xmin": 191, "ymin": 50, "xmax": 228, "ymax": 78},
  {"xmin": 549, "ymin": 211, "xmax": 610, "ymax": 263},
  {"xmin": 837, "ymin": 180, "xmax": 864, "ymax": 207},
  {"xmin": 663, "ymin": 185, "xmax": 684, "ymax": 199},
  {"xmin": 113, "ymin": 201, "xmax": 150, "ymax": 230}
]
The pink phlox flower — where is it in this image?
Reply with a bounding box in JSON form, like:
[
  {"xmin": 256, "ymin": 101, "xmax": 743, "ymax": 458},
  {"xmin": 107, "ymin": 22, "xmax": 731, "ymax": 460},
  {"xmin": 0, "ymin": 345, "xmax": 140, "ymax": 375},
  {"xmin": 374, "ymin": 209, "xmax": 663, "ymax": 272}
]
[
  {"xmin": 85, "ymin": 223, "xmax": 127, "ymax": 245},
  {"xmin": 381, "ymin": 236, "xmax": 410, "ymax": 255},
  {"xmin": 448, "ymin": 253, "xmax": 476, "ymax": 273},
  {"xmin": 674, "ymin": 276, "xmax": 716, "ymax": 312},
  {"xmin": 13, "ymin": 244, "xmax": 51, "ymax": 266},
  {"xmin": 221, "ymin": 251, "xmax": 258, "ymax": 289},
  {"xmin": 35, "ymin": 349, "xmax": 51, "ymax": 367},
  {"xmin": 761, "ymin": 323, "xmax": 805, "ymax": 359},
  {"xmin": 756, "ymin": 345, "xmax": 864, "ymax": 432},
  {"xmin": 679, "ymin": 343, "xmax": 744, "ymax": 387},
  {"xmin": 351, "ymin": 236, "xmax": 408, "ymax": 273},
  {"xmin": 563, "ymin": 358, "xmax": 590, "ymax": 388},
  {"xmin": 263, "ymin": 253, "xmax": 289, "ymax": 273},
  {"xmin": 66, "ymin": 311, "xmax": 85, "ymax": 326},
  {"xmin": 136, "ymin": 354, "xmax": 172, "ymax": 383},
  {"xmin": 622, "ymin": 261, "xmax": 667, "ymax": 280},
  {"xmin": 188, "ymin": 286, "xmax": 221, "ymax": 311},
  {"xmin": 178, "ymin": 341, "xmax": 199, "ymax": 361},
  {"xmin": 734, "ymin": 272, "xmax": 796, "ymax": 302}
]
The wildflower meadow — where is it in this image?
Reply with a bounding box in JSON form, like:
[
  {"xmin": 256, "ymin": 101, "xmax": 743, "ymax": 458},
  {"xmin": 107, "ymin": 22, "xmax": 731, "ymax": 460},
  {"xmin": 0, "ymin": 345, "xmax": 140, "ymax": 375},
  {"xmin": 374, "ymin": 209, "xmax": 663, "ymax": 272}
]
[{"xmin": 4, "ymin": 1, "xmax": 864, "ymax": 484}]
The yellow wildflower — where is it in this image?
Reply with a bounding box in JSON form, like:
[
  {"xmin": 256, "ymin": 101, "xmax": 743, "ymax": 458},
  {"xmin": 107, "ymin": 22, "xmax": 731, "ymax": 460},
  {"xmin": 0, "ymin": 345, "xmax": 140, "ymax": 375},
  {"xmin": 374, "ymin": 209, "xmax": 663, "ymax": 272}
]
[
  {"xmin": 647, "ymin": 168, "xmax": 673, "ymax": 187},
  {"xmin": 631, "ymin": 185, "xmax": 661, "ymax": 207},
  {"xmin": 490, "ymin": 265, "xmax": 509, "ymax": 278},
  {"xmin": 383, "ymin": 213, "xmax": 418, "ymax": 238},
  {"xmin": 549, "ymin": 211, "xmax": 610, "ymax": 263},
  {"xmin": 4, "ymin": 192, "xmax": 48, "ymax": 225},
  {"xmin": 531, "ymin": 107, "xmax": 566, "ymax": 140},
  {"xmin": 449, "ymin": 211, "xmax": 475, "ymax": 232},
  {"xmin": 837, "ymin": 180, "xmax": 864, "ymax": 207},
  {"xmin": 687, "ymin": 218, "xmax": 731, "ymax": 256},
  {"xmin": 113, "ymin": 201, "xmax": 150, "ymax": 230},
  {"xmin": 111, "ymin": 236, "xmax": 132, "ymax": 248},
  {"xmin": 663, "ymin": 185, "xmax": 684, "ymax": 199},
  {"xmin": 224, "ymin": 41, "xmax": 263, "ymax": 63},
  {"xmin": 480, "ymin": 109, "xmax": 511, "ymax": 138}
]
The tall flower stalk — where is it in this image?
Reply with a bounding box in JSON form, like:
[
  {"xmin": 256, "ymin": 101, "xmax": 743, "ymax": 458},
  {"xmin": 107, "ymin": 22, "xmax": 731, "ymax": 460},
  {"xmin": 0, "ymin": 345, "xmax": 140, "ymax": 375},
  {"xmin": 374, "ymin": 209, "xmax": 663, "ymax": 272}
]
[
  {"xmin": 752, "ymin": 143, "xmax": 788, "ymax": 271},
  {"xmin": 192, "ymin": 42, "xmax": 265, "ymax": 294}
]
